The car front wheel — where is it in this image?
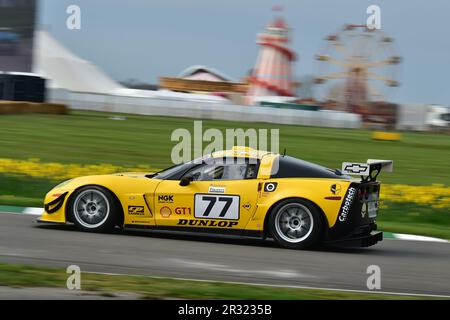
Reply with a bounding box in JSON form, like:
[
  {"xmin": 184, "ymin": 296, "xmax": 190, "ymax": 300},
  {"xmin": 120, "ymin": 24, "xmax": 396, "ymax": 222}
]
[
  {"xmin": 269, "ymin": 199, "xmax": 323, "ymax": 249},
  {"xmin": 69, "ymin": 186, "xmax": 121, "ymax": 232}
]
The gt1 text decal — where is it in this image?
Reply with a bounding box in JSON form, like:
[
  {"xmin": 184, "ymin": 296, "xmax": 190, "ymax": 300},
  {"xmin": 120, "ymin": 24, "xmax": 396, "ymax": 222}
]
[
  {"xmin": 194, "ymin": 194, "xmax": 239, "ymax": 220},
  {"xmin": 175, "ymin": 207, "xmax": 191, "ymax": 215}
]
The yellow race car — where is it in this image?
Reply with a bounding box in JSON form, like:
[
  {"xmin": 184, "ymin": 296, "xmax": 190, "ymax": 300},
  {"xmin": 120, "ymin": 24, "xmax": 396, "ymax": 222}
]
[{"xmin": 38, "ymin": 147, "xmax": 392, "ymax": 249}]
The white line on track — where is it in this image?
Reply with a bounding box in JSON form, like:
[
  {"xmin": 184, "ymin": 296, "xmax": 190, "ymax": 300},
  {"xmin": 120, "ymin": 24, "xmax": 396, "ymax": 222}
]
[
  {"xmin": 0, "ymin": 208, "xmax": 42, "ymax": 216},
  {"xmin": 22, "ymin": 208, "xmax": 43, "ymax": 216},
  {"xmin": 83, "ymin": 270, "xmax": 450, "ymax": 299},
  {"xmin": 393, "ymin": 233, "xmax": 449, "ymax": 243},
  {"xmin": 168, "ymin": 258, "xmax": 315, "ymax": 279},
  {"xmin": 0, "ymin": 211, "xmax": 41, "ymax": 216}
]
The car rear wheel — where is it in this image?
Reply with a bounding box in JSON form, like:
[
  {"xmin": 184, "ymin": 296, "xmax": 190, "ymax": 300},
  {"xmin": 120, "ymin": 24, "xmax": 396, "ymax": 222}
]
[
  {"xmin": 69, "ymin": 186, "xmax": 121, "ymax": 232},
  {"xmin": 269, "ymin": 199, "xmax": 323, "ymax": 249}
]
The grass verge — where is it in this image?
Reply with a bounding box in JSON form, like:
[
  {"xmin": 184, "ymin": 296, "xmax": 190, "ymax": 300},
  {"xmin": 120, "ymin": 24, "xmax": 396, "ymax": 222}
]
[
  {"xmin": 0, "ymin": 263, "xmax": 442, "ymax": 300},
  {"xmin": 0, "ymin": 174, "xmax": 49, "ymax": 207},
  {"xmin": 377, "ymin": 202, "xmax": 450, "ymax": 239},
  {"xmin": 0, "ymin": 111, "xmax": 449, "ymax": 185}
]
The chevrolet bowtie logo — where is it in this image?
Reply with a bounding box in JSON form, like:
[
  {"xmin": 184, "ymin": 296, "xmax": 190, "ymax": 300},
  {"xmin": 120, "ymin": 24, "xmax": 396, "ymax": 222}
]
[{"xmin": 344, "ymin": 164, "xmax": 369, "ymax": 173}]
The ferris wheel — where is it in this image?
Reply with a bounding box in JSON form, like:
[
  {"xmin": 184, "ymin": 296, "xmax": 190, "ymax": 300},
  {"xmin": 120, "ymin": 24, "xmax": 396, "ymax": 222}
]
[{"xmin": 314, "ymin": 24, "xmax": 401, "ymax": 107}]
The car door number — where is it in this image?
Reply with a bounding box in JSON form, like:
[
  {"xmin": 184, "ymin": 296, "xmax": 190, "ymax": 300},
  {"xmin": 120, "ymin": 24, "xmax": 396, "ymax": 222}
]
[{"xmin": 194, "ymin": 194, "xmax": 239, "ymax": 220}]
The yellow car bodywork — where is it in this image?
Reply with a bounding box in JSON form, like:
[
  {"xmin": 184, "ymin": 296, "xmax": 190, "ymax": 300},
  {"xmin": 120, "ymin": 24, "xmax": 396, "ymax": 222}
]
[{"xmin": 39, "ymin": 147, "xmax": 383, "ymax": 247}]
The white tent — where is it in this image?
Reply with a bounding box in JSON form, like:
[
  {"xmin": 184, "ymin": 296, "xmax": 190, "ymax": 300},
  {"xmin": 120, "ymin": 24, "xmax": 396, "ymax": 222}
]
[
  {"xmin": 33, "ymin": 30, "xmax": 125, "ymax": 94},
  {"xmin": 32, "ymin": 30, "xmax": 227, "ymax": 102}
]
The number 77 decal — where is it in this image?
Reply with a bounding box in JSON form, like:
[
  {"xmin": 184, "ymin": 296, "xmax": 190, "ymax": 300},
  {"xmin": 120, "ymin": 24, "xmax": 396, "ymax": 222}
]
[{"xmin": 194, "ymin": 194, "xmax": 239, "ymax": 220}]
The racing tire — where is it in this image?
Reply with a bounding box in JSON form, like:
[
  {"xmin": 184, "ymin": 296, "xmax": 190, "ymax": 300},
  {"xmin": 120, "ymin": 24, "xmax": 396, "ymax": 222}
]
[
  {"xmin": 68, "ymin": 186, "xmax": 122, "ymax": 232},
  {"xmin": 269, "ymin": 199, "xmax": 323, "ymax": 249}
]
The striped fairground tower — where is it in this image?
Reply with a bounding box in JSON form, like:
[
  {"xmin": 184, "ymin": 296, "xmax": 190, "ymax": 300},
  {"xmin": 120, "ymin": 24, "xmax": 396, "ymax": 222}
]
[{"xmin": 246, "ymin": 10, "xmax": 297, "ymax": 105}]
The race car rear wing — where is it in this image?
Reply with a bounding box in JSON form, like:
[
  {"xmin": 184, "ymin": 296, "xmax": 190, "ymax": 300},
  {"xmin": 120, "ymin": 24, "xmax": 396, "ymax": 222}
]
[{"xmin": 341, "ymin": 159, "xmax": 393, "ymax": 182}]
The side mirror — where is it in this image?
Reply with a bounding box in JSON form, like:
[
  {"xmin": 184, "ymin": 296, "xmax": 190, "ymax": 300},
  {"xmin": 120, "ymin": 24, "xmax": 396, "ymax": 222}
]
[{"xmin": 179, "ymin": 176, "xmax": 193, "ymax": 186}]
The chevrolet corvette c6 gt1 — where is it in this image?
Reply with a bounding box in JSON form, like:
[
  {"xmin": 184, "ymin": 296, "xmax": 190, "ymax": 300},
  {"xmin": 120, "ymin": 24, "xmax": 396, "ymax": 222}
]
[{"xmin": 38, "ymin": 147, "xmax": 392, "ymax": 249}]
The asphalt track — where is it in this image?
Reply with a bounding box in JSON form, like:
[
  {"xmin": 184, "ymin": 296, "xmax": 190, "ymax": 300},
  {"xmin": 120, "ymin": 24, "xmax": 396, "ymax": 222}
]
[{"xmin": 0, "ymin": 213, "xmax": 449, "ymax": 297}]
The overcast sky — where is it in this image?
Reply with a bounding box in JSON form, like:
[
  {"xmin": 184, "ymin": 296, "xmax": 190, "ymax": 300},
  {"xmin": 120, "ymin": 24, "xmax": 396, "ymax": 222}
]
[{"xmin": 38, "ymin": 0, "xmax": 450, "ymax": 105}]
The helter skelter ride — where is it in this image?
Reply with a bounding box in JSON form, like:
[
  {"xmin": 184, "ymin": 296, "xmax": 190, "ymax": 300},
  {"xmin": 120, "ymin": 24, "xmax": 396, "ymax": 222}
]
[{"xmin": 314, "ymin": 24, "xmax": 402, "ymax": 127}]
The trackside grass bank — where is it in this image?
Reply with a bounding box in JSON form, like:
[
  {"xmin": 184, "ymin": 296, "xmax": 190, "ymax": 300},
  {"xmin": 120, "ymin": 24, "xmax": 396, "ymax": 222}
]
[
  {"xmin": 0, "ymin": 111, "xmax": 449, "ymax": 185},
  {"xmin": 0, "ymin": 263, "xmax": 442, "ymax": 300}
]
